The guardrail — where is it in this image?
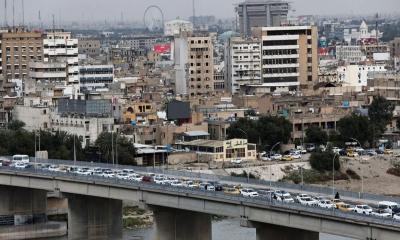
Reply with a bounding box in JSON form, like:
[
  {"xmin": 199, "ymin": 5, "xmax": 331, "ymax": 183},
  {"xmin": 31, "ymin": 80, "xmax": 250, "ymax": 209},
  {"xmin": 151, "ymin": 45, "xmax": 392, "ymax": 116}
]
[
  {"xmin": 0, "ymin": 167, "xmax": 400, "ymax": 229},
  {"xmin": 2, "ymin": 156, "xmax": 400, "ymax": 204}
]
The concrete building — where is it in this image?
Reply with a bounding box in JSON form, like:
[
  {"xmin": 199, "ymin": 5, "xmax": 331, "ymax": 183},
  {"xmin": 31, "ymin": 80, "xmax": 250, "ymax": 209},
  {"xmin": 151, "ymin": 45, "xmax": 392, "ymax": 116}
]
[
  {"xmin": 337, "ymin": 64, "xmax": 386, "ymax": 87},
  {"xmin": 343, "ymin": 20, "xmax": 382, "ymax": 45},
  {"xmin": 118, "ymin": 36, "xmax": 168, "ymax": 50},
  {"xmin": 29, "ymin": 61, "xmax": 68, "ymax": 84},
  {"xmin": 78, "ymin": 38, "xmax": 101, "ymax": 57},
  {"xmin": 260, "ymin": 26, "xmax": 318, "ymax": 92},
  {"xmin": 362, "ymin": 44, "xmax": 390, "ymax": 62},
  {"xmin": 213, "ymin": 63, "xmax": 225, "ymax": 92},
  {"xmin": 187, "ymin": 35, "xmax": 214, "ymax": 97},
  {"xmin": 0, "ymin": 28, "xmax": 43, "ymax": 81},
  {"xmin": 79, "ymin": 65, "xmax": 114, "ymax": 92},
  {"xmin": 43, "ymin": 30, "xmax": 79, "ymax": 84},
  {"xmin": 164, "ymin": 20, "xmax": 193, "ymax": 36},
  {"xmin": 174, "ymin": 138, "xmax": 257, "ymax": 162},
  {"xmin": 336, "ymin": 45, "xmax": 366, "ymax": 64},
  {"xmin": 390, "ymin": 37, "xmax": 400, "ymax": 58},
  {"xmin": 173, "ymin": 34, "xmax": 189, "ymax": 95},
  {"xmin": 123, "ymin": 101, "xmax": 158, "ymax": 126},
  {"xmin": 236, "ymin": 0, "xmax": 290, "ymax": 37},
  {"xmin": 225, "ymin": 37, "xmax": 261, "ymax": 94}
]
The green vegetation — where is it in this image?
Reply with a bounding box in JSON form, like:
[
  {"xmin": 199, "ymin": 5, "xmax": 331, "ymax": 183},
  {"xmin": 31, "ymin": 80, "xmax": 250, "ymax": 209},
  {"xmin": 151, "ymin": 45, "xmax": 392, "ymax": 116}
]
[
  {"xmin": 283, "ymin": 169, "xmax": 348, "ymax": 184},
  {"xmin": 305, "ymin": 126, "xmax": 328, "ymax": 146},
  {"xmin": 0, "ymin": 121, "xmax": 136, "ymax": 164},
  {"xmin": 230, "ymin": 170, "xmax": 258, "ymax": 179},
  {"xmin": 309, "ymin": 151, "xmax": 340, "ymax": 172},
  {"xmin": 387, "ymin": 160, "xmax": 400, "ymax": 177},
  {"xmin": 227, "ymin": 116, "xmax": 292, "ymax": 151},
  {"xmin": 346, "ymin": 169, "xmax": 361, "ymax": 180}
]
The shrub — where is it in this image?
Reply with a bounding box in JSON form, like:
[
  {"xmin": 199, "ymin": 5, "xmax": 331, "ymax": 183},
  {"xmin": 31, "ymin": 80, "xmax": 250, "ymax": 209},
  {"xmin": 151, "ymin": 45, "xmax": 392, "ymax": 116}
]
[
  {"xmin": 346, "ymin": 168, "xmax": 361, "ymax": 180},
  {"xmin": 310, "ymin": 151, "xmax": 340, "ymax": 172}
]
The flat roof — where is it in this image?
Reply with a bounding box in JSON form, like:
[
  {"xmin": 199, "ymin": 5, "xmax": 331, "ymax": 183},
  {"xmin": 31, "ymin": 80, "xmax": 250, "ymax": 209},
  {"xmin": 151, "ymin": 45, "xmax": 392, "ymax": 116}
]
[{"xmin": 183, "ymin": 131, "xmax": 210, "ymax": 137}]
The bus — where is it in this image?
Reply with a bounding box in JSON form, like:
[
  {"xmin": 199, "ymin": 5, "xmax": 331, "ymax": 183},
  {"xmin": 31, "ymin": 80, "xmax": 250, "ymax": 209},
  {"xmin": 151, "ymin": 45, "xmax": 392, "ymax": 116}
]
[{"xmin": 12, "ymin": 155, "xmax": 30, "ymax": 163}]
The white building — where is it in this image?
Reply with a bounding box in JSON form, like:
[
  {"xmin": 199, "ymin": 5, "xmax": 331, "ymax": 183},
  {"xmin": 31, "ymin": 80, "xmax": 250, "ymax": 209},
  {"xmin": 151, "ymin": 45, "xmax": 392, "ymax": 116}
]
[
  {"xmin": 79, "ymin": 65, "xmax": 114, "ymax": 92},
  {"xmin": 337, "ymin": 64, "xmax": 387, "ymax": 87},
  {"xmin": 343, "ymin": 21, "xmax": 382, "ymax": 45},
  {"xmin": 336, "ymin": 45, "xmax": 366, "ymax": 64},
  {"xmin": 225, "ymin": 37, "xmax": 261, "ymax": 94},
  {"xmin": 29, "ymin": 61, "xmax": 68, "ymax": 84},
  {"xmin": 164, "ymin": 20, "xmax": 193, "ymax": 36},
  {"xmin": 43, "ymin": 30, "xmax": 79, "ymax": 84},
  {"xmin": 173, "ymin": 35, "xmax": 189, "ymax": 95}
]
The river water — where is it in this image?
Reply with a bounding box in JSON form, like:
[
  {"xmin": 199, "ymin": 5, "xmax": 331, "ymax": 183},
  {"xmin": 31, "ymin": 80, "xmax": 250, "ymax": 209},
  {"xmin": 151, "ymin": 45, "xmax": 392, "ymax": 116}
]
[{"xmin": 121, "ymin": 218, "xmax": 353, "ymax": 240}]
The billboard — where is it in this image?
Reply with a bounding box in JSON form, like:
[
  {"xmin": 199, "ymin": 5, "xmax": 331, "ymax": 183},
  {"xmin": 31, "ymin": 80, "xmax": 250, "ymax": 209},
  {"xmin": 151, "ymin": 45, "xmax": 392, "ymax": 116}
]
[{"xmin": 154, "ymin": 43, "xmax": 171, "ymax": 54}]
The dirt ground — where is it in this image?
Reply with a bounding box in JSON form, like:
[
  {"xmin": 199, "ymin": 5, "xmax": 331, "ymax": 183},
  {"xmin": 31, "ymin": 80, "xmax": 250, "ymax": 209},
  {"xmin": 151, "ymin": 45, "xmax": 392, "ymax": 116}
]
[{"xmin": 334, "ymin": 155, "xmax": 400, "ymax": 196}]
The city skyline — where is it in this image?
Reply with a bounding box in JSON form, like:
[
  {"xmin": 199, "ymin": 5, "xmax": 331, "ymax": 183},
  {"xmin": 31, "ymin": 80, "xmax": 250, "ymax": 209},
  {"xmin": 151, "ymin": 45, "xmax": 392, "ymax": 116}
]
[{"xmin": 1, "ymin": 0, "xmax": 399, "ymax": 26}]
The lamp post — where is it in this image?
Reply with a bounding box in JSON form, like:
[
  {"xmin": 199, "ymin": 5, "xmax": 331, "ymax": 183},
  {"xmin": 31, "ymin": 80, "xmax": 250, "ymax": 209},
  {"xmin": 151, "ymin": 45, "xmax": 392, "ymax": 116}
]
[
  {"xmin": 332, "ymin": 152, "xmax": 339, "ymax": 197},
  {"xmin": 350, "ymin": 137, "xmax": 363, "ymax": 196},
  {"xmin": 269, "ymin": 142, "xmax": 281, "ymax": 188}
]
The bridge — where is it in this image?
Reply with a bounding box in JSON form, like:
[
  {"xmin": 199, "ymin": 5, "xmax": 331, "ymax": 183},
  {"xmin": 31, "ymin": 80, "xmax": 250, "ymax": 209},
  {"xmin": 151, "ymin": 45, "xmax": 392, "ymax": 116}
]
[{"xmin": 0, "ymin": 166, "xmax": 399, "ymax": 240}]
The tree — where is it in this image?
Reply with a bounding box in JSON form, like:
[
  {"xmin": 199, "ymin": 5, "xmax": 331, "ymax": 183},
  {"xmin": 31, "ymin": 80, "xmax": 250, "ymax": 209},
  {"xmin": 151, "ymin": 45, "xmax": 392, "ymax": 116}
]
[
  {"xmin": 305, "ymin": 126, "xmax": 328, "ymax": 146},
  {"xmin": 310, "ymin": 151, "xmax": 340, "ymax": 172},
  {"xmin": 337, "ymin": 114, "xmax": 371, "ymax": 147},
  {"xmin": 7, "ymin": 120, "xmax": 25, "ymax": 131},
  {"xmin": 368, "ymin": 96, "xmax": 394, "ymax": 135},
  {"xmin": 95, "ymin": 132, "xmax": 136, "ymax": 165}
]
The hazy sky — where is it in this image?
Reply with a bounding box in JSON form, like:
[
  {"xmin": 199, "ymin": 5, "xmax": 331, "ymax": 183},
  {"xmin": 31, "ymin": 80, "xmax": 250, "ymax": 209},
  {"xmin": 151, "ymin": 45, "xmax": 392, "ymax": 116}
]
[{"xmin": 2, "ymin": 0, "xmax": 399, "ymax": 24}]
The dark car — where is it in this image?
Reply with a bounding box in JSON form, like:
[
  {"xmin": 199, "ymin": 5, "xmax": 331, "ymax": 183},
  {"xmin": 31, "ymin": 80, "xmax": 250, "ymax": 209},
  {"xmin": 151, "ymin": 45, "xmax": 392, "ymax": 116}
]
[
  {"xmin": 339, "ymin": 149, "xmax": 347, "ymax": 156},
  {"xmin": 210, "ymin": 181, "xmax": 224, "ymax": 191},
  {"xmin": 142, "ymin": 175, "xmax": 153, "ymax": 183},
  {"xmin": 376, "ymin": 149, "xmax": 384, "ymax": 155},
  {"xmin": 0, "ymin": 159, "xmax": 12, "ymax": 167}
]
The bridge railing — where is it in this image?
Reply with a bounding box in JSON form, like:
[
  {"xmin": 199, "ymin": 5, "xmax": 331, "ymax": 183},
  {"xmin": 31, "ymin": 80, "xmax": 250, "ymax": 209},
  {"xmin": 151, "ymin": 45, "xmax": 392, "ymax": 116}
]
[
  {"xmin": 2, "ymin": 156, "xmax": 400, "ymax": 204},
  {"xmin": 1, "ymin": 167, "xmax": 400, "ymax": 229}
]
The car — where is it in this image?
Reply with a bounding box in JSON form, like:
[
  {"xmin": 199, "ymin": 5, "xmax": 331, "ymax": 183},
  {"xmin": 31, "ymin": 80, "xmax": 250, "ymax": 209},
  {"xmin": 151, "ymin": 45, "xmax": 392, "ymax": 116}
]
[
  {"xmin": 274, "ymin": 190, "xmax": 291, "ymax": 198},
  {"xmin": 275, "ymin": 195, "xmax": 295, "ymax": 203},
  {"xmin": 376, "ymin": 149, "xmax": 384, "ymax": 155},
  {"xmin": 170, "ymin": 180, "xmax": 184, "ymax": 187},
  {"xmin": 102, "ymin": 171, "xmax": 115, "ymax": 178},
  {"xmin": 77, "ymin": 169, "xmax": 92, "ymax": 176},
  {"xmin": 378, "ymin": 201, "xmax": 400, "ymax": 215},
  {"xmin": 231, "ymin": 159, "xmax": 243, "ymax": 165},
  {"xmin": 354, "ymin": 205, "xmax": 373, "ymax": 215},
  {"xmin": 393, "ymin": 213, "xmax": 400, "ymax": 221},
  {"xmin": 270, "ymin": 154, "xmax": 282, "ymax": 161},
  {"xmin": 209, "ymin": 182, "xmax": 223, "ymax": 191},
  {"xmin": 260, "ymin": 155, "xmax": 271, "ymax": 161},
  {"xmin": 122, "ymin": 169, "xmax": 136, "ymax": 175},
  {"xmin": 14, "ymin": 162, "xmax": 28, "ymax": 169},
  {"xmin": 154, "ymin": 176, "xmax": 166, "ymax": 184},
  {"xmin": 384, "ymin": 149, "xmax": 394, "ymax": 155},
  {"xmin": 371, "ymin": 209, "xmax": 392, "ymax": 218},
  {"xmin": 365, "ymin": 149, "xmax": 377, "ymax": 156},
  {"xmin": 331, "ymin": 199, "xmax": 346, "ymax": 208},
  {"xmin": 295, "ymin": 194, "xmax": 310, "ymax": 201},
  {"xmin": 116, "ymin": 173, "xmax": 130, "ymax": 180},
  {"xmin": 298, "ymin": 197, "xmax": 319, "ymax": 206},
  {"xmin": 48, "ymin": 165, "xmax": 59, "ymax": 172},
  {"xmin": 129, "ymin": 174, "xmax": 143, "ymax": 182},
  {"xmin": 318, "ymin": 200, "xmax": 336, "ymax": 209},
  {"xmin": 0, "ymin": 159, "xmax": 12, "ymax": 167},
  {"xmin": 281, "ymin": 155, "xmax": 293, "ymax": 161},
  {"xmin": 224, "ymin": 187, "xmax": 240, "ymax": 195},
  {"xmin": 206, "ymin": 185, "xmax": 216, "ymax": 191},
  {"xmin": 332, "ymin": 147, "xmax": 341, "ymax": 154},
  {"xmin": 290, "ymin": 154, "xmax": 302, "ymax": 160},
  {"xmin": 142, "ymin": 176, "xmax": 153, "ymax": 183},
  {"xmin": 258, "ymin": 189, "xmax": 274, "ymax": 198},
  {"xmin": 346, "ymin": 151, "xmax": 359, "ymax": 157},
  {"xmin": 337, "ymin": 203, "xmax": 355, "ymax": 212},
  {"xmin": 306, "ymin": 144, "xmax": 316, "ymax": 152},
  {"xmin": 240, "ymin": 188, "xmax": 259, "ymax": 197},
  {"xmin": 183, "ymin": 180, "xmax": 199, "ymax": 188}
]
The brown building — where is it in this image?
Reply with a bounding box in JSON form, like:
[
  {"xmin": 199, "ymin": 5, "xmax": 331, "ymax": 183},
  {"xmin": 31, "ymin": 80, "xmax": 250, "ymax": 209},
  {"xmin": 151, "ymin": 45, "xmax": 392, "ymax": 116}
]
[
  {"xmin": 362, "ymin": 44, "xmax": 390, "ymax": 61},
  {"xmin": 258, "ymin": 26, "xmax": 318, "ymax": 92},
  {"xmin": 78, "ymin": 38, "xmax": 101, "ymax": 57},
  {"xmin": 390, "ymin": 37, "xmax": 400, "ymax": 58},
  {"xmin": 0, "ymin": 28, "xmax": 43, "ymax": 81},
  {"xmin": 187, "ymin": 35, "xmax": 214, "ymax": 97}
]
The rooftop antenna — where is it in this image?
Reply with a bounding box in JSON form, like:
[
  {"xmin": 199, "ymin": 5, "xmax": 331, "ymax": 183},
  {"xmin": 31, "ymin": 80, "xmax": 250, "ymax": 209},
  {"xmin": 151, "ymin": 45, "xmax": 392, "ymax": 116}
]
[
  {"xmin": 38, "ymin": 10, "xmax": 42, "ymax": 30},
  {"xmin": 192, "ymin": 0, "xmax": 196, "ymax": 29},
  {"xmin": 4, "ymin": 0, "xmax": 7, "ymax": 27},
  {"xmin": 21, "ymin": 0, "xmax": 24, "ymax": 26},
  {"xmin": 375, "ymin": 13, "xmax": 379, "ymax": 47},
  {"xmin": 12, "ymin": 0, "xmax": 14, "ymax": 28}
]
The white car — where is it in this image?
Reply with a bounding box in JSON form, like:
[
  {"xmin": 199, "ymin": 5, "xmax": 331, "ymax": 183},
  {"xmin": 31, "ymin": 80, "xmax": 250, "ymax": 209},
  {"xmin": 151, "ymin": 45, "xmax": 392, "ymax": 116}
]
[
  {"xmin": 48, "ymin": 165, "xmax": 59, "ymax": 172},
  {"xmin": 260, "ymin": 155, "xmax": 271, "ymax": 161},
  {"xmin": 371, "ymin": 209, "xmax": 392, "ymax": 218},
  {"xmin": 77, "ymin": 169, "xmax": 92, "ymax": 176},
  {"xmin": 240, "ymin": 188, "xmax": 259, "ymax": 197},
  {"xmin": 206, "ymin": 185, "xmax": 216, "ymax": 191},
  {"xmin": 102, "ymin": 171, "xmax": 115, "ymax": 178},
  {"xmin": 170, "ymin": 180, "xmax": 184, "ymax": 187},
  {"xmin": 231, "ymin": 159, "xmax": 243, "ymax": 164},
  {"xmin": 14, "ymin": 162, "xmax": 27, "ymax": 169},
  {"xmin": 129, "ymin": 174, "xmax": 143, "ymax": 182},
  {"xmin": 318, "ymin": 200, "xmax": 336, "ymax": 209},
  {"xmin": 122, "ymin": 169, "xmax": 136, "ymax": 175},
  {"xmin": 116, "ymin": 173, "xmax": 130, "ymax": 180},
  {"xmin": 274, "ymin": 190, "xmax": 291, "ymax": 198},
  {"xmin": 154, "ymin": 177, "xmax": 166, "ymax": 184},
  {"xmin": 298, "ymin": 197, "xmax": 318, "ymax": 206},
  {"xmin": 354, "ymin": 205, "xmax": 373, "ymax": 215},
  {"xmin": 393, "ymin": 213, "xmax": 400, "ymax": 221},
  {"xmin": 296, "ymin": 194, "xmax": 310, "ymax": 201},
  {"xmin": 290, "ymin": 154, "xmax": 302, "ymax": 159},
  {"xmin": 271, "ymin": 154, "xmax": 282, "ymax": 161},
  {"xmin": 276, "ymin": 195, "xmax": 295, "ymax": 203}
]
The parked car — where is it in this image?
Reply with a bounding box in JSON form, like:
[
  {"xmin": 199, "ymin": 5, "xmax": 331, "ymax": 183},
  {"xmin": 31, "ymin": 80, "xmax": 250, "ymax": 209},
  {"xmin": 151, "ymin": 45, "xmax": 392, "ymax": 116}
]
[
  {"xmin": 281, "ymin": 155, "xmax": 293, "ymax": 161},
  {"xmin": 306, "ymin": 144, "xmax": 316, "ymax": 152},
  {"xmin": 354, "ymin": 205, "xmax": 373, "ymax": 215},
  {"xmin": 224, "ymin": 187, "xmax": 240, "ymax": 195},
  {"xmin": 271, "ymin": 154, "xmax": 282, "ymax": 161},
  {"xmin": 371, "ymin": 209, "xmax": 392, "ymax": 218},
  {"xmin": 290, "ymin": 153, "xmax": 302, "ymax": 160},
  {"xmin": 260, "ymin": 155, "xmax": 271, "ymax": 161},
  {"xmin": 365, "ymin": 149, "xmax": 377, "ymax": 156},
  {"xmin": 393, "ymin": 213, "xmax": 400, "ymax": 221},
  {"xmin": 378, "ymin": 201, "xmax": 400, "ymax": 215},
  {"xmin": 318, "ymin": 200, "xmax": 336, "ymax": 209},
  {"xmin": 384, "ymin": 149, "xmax": 394, "ymax": 155},
  {"xmin": 376, "ymin": 149, "xmax": 384, "ymax": 155},
  {"xmin": 231, "ymin": 159, "xmax": 243, "ymax": 164},
  {"xmin": 240, "ymin": 188, "xmax": 259, "ymax": 197}
]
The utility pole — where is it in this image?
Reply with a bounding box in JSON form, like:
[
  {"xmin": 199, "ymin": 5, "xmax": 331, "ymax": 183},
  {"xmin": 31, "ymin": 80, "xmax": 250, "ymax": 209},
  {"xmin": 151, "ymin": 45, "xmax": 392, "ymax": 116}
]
[
  {"xmin": 4, "ymin": 0, "xmax": 7, "ymax": 27},
  {"xmin": 12, "ymin": 0, "xmax": 14, "ymax": 28},
  {"xmin": 192, "ymin": 0, "xmax": 196, "ymax": 29},
  {"xmin": 21, "ymin": 0, "xmax": 24, "ymax": 26}
]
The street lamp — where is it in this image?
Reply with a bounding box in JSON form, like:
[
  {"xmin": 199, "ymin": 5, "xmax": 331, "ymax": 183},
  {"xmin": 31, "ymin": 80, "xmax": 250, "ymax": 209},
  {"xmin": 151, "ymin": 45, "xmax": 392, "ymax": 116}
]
[
  {"xmin": 350, "ymin": 137, "xmax": 364, "ymax": 196},
  {"xmin": 332, "ymin": 152, "xmax": 339, "ymax": 198},
  {"xmin": 269, "ymin": 142, "xmax": 280, "ymax": 188}
]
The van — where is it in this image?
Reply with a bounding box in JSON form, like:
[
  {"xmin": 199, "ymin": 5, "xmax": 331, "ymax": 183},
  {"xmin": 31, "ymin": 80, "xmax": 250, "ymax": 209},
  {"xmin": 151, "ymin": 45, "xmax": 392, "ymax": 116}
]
[
  {"xmin": 378, "ymin": 201, "xmax": 400, "ymax": 215},
  {"xmin": 12, "ymin": 155, "xmax": 30, "ymax": 163}
]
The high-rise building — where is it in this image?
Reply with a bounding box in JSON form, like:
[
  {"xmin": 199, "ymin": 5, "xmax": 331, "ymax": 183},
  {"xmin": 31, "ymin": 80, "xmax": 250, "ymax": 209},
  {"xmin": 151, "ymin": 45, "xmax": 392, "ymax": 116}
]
[
  {"xmin": 0, "ymin": 28, "xmax": 43, "ymax": 81},
  {"xmin": 79, "ymin": 65, "xmax": 114, "ymax": 92},
  {"xmin": 43, "ymin": 30, "xmax": 79, "ymax": 84},
  {"xmin": 261, "ymin": 26, "xmax": 318, "ymax": 92},
  {"xmin": 225, "ymin": 37, "xmax": 261, "ymax": 94},
  {"xmin": 187, "ymin": 35, "xmax": 214, "ymax": 97},
  {"xmin": 236, "ymin": 0, "xmax": 289, "ymax": 37}
]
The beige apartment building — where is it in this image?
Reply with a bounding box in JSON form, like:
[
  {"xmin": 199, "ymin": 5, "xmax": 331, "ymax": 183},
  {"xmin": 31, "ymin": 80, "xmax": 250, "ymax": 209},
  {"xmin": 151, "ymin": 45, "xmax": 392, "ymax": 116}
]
[
  {"xmin": 78, "ymin": 38, "xmax": 101, "ymax": 57},
  {"xmin": 255, "ymin": 26, "xmax": 318, "ymax": 92},
  {"xmin": 0, "ymin": 28, "xmax": 43, "ymax": 81},
  {"xmin": 187, "ymin": 35, "xmax": 214, "ymax": 97}
]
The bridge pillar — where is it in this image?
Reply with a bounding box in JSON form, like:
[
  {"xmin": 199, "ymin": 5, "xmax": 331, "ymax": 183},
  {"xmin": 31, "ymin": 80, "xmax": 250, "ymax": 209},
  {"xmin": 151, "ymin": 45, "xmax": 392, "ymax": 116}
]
[
  {"xmin": 67, "ymin": 194, "xmax": 122, "ymax": 240},
  {"xmin": 153, "ymin": 207, "xmax": 212, "ymax": 240},
  {"xmin": 0, "ymin": 186, "xmax": 47, "ymax": 225},
  {"xmin": 255, "ymin": 223, "xmax": 319, "ymax": 240}
]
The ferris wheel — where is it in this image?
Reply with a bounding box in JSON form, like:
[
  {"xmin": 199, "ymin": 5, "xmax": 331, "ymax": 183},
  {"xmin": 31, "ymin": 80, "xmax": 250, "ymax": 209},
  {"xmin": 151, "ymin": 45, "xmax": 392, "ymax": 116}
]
[{"xmin": 143, "ymin": 5, "xmax": 165, "ymax": 32}]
